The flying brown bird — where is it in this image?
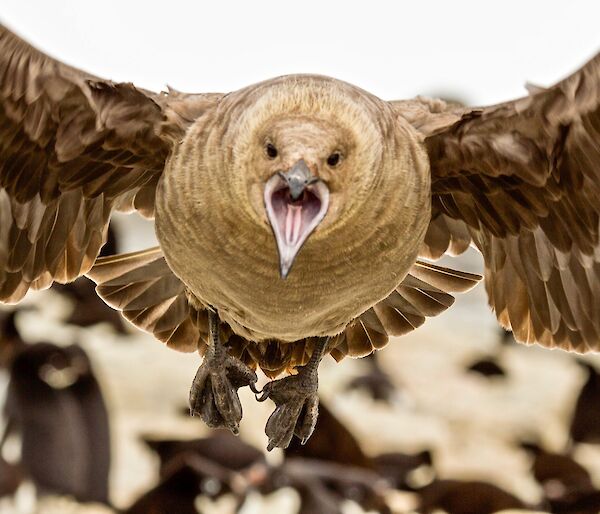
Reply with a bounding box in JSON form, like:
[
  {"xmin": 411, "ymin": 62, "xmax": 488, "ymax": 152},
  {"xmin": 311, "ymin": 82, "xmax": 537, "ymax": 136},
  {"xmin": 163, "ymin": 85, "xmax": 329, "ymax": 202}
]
[{"xmin": 1, "ymin": 23, "xmax": 599, "ymax": 450}]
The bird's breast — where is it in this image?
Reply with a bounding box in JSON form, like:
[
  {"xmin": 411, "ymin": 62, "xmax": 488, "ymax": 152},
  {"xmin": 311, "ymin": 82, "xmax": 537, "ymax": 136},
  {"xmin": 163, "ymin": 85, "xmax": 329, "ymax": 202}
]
[
  {"xmin": 156, "ymin": 199, "xmax": 429, "ymax": 342},
  {"xmin": 156, "ymin": 216, "xmax": 423, "ymax": 342}
]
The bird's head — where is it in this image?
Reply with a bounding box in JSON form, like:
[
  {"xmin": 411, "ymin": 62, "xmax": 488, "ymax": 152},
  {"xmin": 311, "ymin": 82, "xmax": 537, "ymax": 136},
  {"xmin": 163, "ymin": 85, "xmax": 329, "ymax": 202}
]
[
  {"xmin": 224, "ymin": 75, "xmax": 396, "ymax": 279},
  {"xmin": 257, "ymin": 115, "xmax": 356, "ymax": 278}
]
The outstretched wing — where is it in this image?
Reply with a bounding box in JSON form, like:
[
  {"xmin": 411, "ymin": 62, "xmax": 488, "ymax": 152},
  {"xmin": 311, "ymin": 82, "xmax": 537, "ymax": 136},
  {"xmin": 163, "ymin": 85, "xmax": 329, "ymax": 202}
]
[
  {"xmin": 331, "ymin": 260, "xmax": 481, "ymax": 360},
  {"xmin": 401, "ymin": 52, "xmax": 600, "ymax": 352},
  {"xmin": 0, "ymin": 24, "xmax": 219, "ymax": 302},
  {"xmin": 87, "ymin": 247, "xmax": 208, "ymax": 354}
]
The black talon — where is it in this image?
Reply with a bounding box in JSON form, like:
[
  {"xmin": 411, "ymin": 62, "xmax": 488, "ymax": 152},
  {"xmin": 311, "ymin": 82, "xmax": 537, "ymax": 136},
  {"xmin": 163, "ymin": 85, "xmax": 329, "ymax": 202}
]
[
  {"xmin": 188, "ymin": 309, "xmax": 258, "ymax": 434},
  {"xmin": 256, "ymin": 388, "xmax": 271, "ymax": 402},
  {"xmin": 249, "ymin": 382, "xmax": 262, "ymax": 395}
]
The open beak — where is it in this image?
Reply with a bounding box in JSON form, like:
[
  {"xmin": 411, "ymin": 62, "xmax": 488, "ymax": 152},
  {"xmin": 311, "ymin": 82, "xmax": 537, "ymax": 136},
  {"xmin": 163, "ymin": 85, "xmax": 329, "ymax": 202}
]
[{"xmin": 264, "ymin": 160, "xmax": 330, "ymax": 278}]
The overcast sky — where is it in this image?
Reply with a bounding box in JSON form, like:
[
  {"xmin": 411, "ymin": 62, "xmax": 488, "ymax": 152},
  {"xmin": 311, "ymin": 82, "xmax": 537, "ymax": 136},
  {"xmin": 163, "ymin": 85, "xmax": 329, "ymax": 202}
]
[{"xmin": 2, "ymin": 1, "xmax": 599, "ymax": 106}]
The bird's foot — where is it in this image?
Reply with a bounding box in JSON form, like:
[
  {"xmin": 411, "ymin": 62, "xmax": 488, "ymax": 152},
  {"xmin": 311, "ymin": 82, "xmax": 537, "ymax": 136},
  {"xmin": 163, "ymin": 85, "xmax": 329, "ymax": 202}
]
[
  {"xmin": 189, "ymin": 344, "xmax": 258, "ymax": 435},
  {"xmin": 257, "ymin": 362, "xmax": 320, "ymax": 451}
]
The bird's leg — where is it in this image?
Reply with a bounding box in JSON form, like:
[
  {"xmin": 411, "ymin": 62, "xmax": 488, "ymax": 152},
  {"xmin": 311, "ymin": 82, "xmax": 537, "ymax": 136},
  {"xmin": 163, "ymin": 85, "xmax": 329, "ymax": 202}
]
[
  {"xmin": 189, "ymin": 309, "xmax": 258, "ymax": 435},
  {"xmin": 256, "ymin": 337, "xmax": 329, "ymax": 451}
]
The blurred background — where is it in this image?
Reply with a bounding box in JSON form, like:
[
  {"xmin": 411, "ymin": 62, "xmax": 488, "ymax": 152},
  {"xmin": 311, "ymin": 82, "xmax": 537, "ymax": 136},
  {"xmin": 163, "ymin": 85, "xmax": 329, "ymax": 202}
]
[{"xmin": 1, "ymin": 1, "xmax": 600, "ymax": 513}]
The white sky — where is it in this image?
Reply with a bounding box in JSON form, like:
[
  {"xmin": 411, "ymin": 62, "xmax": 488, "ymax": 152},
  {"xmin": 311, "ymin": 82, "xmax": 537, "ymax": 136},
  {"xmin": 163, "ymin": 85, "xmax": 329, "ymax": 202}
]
[{"xmin": 2, "ymin": 1, "xmax": 599, "ymax": 106}]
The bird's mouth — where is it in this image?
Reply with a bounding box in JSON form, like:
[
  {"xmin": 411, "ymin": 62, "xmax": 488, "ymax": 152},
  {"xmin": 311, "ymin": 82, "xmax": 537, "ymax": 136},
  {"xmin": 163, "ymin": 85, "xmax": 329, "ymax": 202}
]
[{"xmin": 264, "ymin": 160, "xmax": 330, "ymax": 278}]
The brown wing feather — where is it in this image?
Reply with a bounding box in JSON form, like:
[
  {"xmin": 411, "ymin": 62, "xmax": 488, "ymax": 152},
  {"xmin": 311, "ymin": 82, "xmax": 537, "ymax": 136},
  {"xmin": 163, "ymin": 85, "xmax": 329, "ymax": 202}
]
[
  {"xmin": 87, "ymin": 247, "xmax": 207, "ymax": 354},
  {"xmin": 391, "ymin": 98, "xmax": 475, "ymax": 261},
  {"xmin": 0, "ymin": 24, "xmax": 220, "ymax": 302},
  {"xmin": 420, "ymin": 52, "xmax": 600, "ymax": 351},
  {"xmin": 420, "ymin": 212, "xmax": 472, "ymax": 260},
  {"xmin": 332, "ymin": 260, "xmax": 481, "ymax": 359}
]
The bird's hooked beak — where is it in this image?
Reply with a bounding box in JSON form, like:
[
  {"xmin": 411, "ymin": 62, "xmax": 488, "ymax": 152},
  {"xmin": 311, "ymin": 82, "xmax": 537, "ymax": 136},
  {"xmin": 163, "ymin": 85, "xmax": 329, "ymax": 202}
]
[{"xmin": 264, "ymin": 160, "xmax": 330, "ymax": 278}]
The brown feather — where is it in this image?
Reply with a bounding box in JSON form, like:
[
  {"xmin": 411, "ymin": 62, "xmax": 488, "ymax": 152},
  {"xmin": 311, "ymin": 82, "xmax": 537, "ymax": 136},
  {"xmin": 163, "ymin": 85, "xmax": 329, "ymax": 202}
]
[
  {"xmin": 0, "ymin": 24, "xmax": 220, "ymax": 301},
  {"xmin": 414, "ymin": 52, "xmax": 600, "ymax": 351},
  {"xmin": 87, "ymin": 247, "xmax": 206, "ymax": 353},
  {"xmin": 339, "ymin": 259, "xmax": 481, "ymax": 358}
]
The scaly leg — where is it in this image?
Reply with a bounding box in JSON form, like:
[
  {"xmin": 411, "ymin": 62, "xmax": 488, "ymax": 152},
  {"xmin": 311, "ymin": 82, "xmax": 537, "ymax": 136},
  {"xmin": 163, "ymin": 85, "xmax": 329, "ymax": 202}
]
[
  {"xmin": 256, "ymin": 337, "xmax": 329, "ymax": 450},
  {"xmin": 189, "ymin": 309, "xmax": 258, "ymax": 435}
]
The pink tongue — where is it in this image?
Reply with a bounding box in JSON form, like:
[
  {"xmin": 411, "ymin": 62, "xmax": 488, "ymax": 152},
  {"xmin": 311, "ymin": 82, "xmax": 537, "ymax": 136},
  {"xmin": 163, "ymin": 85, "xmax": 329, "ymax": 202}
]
[{"xmin": 284, "ymin": 204, "xmax": 303, "ymax": 246}]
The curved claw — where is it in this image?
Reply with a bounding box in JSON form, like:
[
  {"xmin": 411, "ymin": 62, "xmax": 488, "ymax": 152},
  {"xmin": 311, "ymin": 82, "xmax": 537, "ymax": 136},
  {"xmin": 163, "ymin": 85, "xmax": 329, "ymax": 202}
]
[
  {"xmin": 255, "ymin": 386, "xmax": 272, "ymax": 402},
  {"xmin": 249, "ymin": 382, "xmax": 262, "ymax": 395}
]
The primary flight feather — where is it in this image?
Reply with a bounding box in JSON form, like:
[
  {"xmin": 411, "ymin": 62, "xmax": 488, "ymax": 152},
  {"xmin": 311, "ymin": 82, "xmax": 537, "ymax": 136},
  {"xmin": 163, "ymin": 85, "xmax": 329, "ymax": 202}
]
[{"xmin": 1, "ymin": 23, "xmax": 598, "ymax": 449}]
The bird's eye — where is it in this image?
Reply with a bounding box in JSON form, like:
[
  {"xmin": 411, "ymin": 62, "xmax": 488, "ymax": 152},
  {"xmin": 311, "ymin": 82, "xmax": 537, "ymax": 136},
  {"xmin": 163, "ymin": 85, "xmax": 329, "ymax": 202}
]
[
  {"xmin": 265, "ymin": 143, "xmax": 278, "ymax": 159},
  {"xmin": 327, "ymin": 152, "xmax": 341, "ymax": 167}
]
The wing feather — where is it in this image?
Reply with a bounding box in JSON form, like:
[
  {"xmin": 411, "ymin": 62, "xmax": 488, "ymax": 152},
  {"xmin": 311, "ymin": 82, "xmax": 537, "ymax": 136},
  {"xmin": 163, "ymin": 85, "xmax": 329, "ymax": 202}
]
[
  {"xmin": 336, "ymin": 260, "xmax": 481, "ymax": 358},
  {"xmin": 402, "ymin": 52, "xmax": 600, "ymax": 352},
  {"xmin": 87, "ymin": 247, "xmax": 207, "ymax": 353},
  {"xmin": 0, "ymin": 24, "xmax": 220, "ymax": 302}
]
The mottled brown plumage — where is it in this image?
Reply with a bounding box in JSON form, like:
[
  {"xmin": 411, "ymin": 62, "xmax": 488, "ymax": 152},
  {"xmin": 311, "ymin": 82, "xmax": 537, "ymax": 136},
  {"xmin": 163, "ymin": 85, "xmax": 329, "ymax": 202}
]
[{"xmin": 1, "ymin": 23, "xmax": 599, "ymax": 444}]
